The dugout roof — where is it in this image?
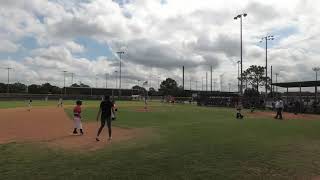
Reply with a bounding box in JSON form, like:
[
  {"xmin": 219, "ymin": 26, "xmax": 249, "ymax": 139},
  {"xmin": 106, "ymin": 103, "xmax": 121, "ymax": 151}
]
[{"xmin": 272, "ymin": 81, "xmax": 320, "ymax": 88}]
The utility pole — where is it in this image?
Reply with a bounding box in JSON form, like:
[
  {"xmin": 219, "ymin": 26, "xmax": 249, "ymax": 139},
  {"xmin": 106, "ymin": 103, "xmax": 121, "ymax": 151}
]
[
  {"xmin": 115, "ymin": 71, "xmax": 118, "ymax": 89},
  {"xmin": 206, "ymin": 72, "xmax": 208, "ymax": 92},
  {"xmin": 116, "ymin": 51, "xmax": 125, "ymax": 96},
  {"xmin": 228, "ymin": 83, "xmax": 231, "ymax": 92},
  {"xmin": 275, "ymin": 73, "xmax": 279, "ymax": 93},
  {"xmin": 220, "ymin": 74, "xmax": 223, "ymax": 92},
  {"xmin": 313, "ymin": 67, "xmax": 320, "ymax": 103},
  {"xmin": 3, "ymin": 67, "xmax": 13, "ymax": 94},
  {"xmin": 62, "ymin": 70, "xmax": 67, "ymax": 95},
  {"xmin": 271, "ymin": 65, "xmax": 273, "ymax": 98},
  {"xmin": 71, "ymin": 73, "xmax": 74, "ymax": 85},
  {"xmin": 260, "ymin": 35, "xmax": 275, "ymax": 98},
  {"xmin": 202, "ymin": 77, "xmax": 204, "ymax": 91},
  {"xmin": 237, "ymin": 61, "xmax": 240, "ymax": 93},
  {"xmin": 190, "ymin": 78, "xmax": 192, "ymax": 91},
  {"xmin": 210, "ymin": 66, "xmax": 213, "ymax": 92},
  {"xmin": 234, "ymin": 13, "xmax": 247, "ymax": 95},
  {"xmin": 182, "ymin": 66, "xmax": 185, "ymax": 90}
]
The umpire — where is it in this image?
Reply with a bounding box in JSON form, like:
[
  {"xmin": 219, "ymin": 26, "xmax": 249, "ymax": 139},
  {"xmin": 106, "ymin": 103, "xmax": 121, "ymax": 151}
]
[{"xmin": 274, "ymin": 97, "xmax": 284, "ymax": 120}]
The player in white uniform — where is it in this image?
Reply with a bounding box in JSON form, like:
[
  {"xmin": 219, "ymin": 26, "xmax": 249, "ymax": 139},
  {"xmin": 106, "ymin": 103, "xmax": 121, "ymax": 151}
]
[
  {"xmin": 57, "ymin": 97, "xmax": 63, "ymax": 107},
  {"xmin": 27, "ymin": 98, "xmax": 32, "ymax": 112}
]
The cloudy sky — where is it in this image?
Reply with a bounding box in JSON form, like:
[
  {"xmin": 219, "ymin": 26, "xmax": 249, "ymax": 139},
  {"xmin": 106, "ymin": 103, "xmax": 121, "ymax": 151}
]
[{"xmin": 0, "ymin": 0, "xmax": 319, "ymax": 91}]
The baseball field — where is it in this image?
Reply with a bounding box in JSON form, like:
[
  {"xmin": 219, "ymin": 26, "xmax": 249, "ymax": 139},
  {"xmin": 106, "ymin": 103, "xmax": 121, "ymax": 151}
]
[{"xmin": 1, "ymin": 100, "xmax": 320, "ymax": 179}]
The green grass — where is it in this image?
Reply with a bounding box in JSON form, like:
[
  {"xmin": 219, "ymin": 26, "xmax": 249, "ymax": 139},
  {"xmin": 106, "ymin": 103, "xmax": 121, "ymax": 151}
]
[
  {"xmin": 2, "ymin": 101, "xmax": 320, "ymax": 179},
  {"xmin": 0, "ymin": 100, "xmax": 103, "ymax": 109}
]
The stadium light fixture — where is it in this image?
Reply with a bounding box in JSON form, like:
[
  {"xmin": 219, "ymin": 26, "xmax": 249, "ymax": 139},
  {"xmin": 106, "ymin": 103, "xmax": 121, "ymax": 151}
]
[
  {"xmin": 313, "ymin": 67, "xmax": 320, "ymax": 102},
  {"xmin": 260, "ymin": 35, "xmax": 275, "ymax": 97},
  {"xmin": 275, "ymin": 73, "xmax": 279, "ymax": 93},
  {"xmin": 116, "ymin": 51, "xmax": 125, "ymax": 90},
  {"xmin": 234, "ymin": 13, "xmax": 247, "ymax": 95},
  {"xmin": 114, "ymin": 71, "xmax": 118, "ymax": 89}
]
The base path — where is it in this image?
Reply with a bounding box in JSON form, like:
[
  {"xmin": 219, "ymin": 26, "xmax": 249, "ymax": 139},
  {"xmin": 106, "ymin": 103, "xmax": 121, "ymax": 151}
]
[
  {"xmin": 0, "ymin": 107, "xmax": 144, "ymax": 151},
  {"xmin": 248, "ymin": 111, "xmax": 320, "ymax": 120}
]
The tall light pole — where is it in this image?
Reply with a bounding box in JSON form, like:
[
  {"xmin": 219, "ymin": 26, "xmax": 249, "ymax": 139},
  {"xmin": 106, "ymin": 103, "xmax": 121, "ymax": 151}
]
[
  {"xmin": 210, "ymin": 66, "xmax": 213, "ymax": 92},
  {"xmin": 271, "ymin": 65, "xmax": 273, "ymax": 97},
  {"xmin": 71, "ymin": 72, "xmax": 74, "ymax": 85},
  {"xmin": 228, "ymin": 83, "xmax": 231, "ymax": 92},
  {"xmin": 116, "ymin": 51, "xmax": 125, "ymax": 94},
  {"xmin": 206, "ymin": 72, "xmax": 208, "ymax": 92},
  {"xmin": 2, "ymin": 67, "xmax": 13, "ymax": 94},
  {"xmin": 236, "ymin": 61, "xmax": 240, "ymax": 93},
  {"xmin": 260, "ymin": 35, "xmax": 275, "ymax": 97},
  {"xmin": 182, "ymin": 66, "xmax": 185, "ymax": 90},
  {"xmin": 62, "ymin": 70, "xmax": 67, "ymax": 95},
  {"xmin": 313, "ymin": 67, "xmax": 320, "ymax": 102},
  {"xmin": 114, "ymin": 71, "xmax": 118, "ymax": 89},
  {"xmin": 234, "ymin": 13, "xmax": 247, "ymax": 95},
  {"xmin": 202, "ymin": 77, "xmax": 204, "ymax": 91},
  {"xmin": 275, "ymin": 73, "xmax": 279, "ymax": 93}
]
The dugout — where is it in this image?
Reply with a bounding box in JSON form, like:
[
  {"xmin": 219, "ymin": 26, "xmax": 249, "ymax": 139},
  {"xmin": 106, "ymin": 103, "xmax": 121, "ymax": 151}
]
[
  {"xmin": 272, "ymin": 81, "xmax": 320, "ymax": 113},
  {"xmin": 65, "ymin": 87, "xmax": 139, "ymax": 97},
  {"xmin": 197, "ymin": 92, "xmax": 240, "ymax": 107}
]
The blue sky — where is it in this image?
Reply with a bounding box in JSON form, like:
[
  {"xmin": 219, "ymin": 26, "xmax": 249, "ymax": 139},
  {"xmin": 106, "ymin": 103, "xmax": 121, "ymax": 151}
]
[
  {"xmin": 74, "ymin": 37, "xmax": 115, "ymax": 60},
  {"xmin": 0, "ymin": 36, "xmax": 116, "ymax": 61},
  {"xmin": 257, "ymin": 25, "xmax": 299, "ymax": 49},
  {"xmin": 0, "ymin": 36, "xmax": 38, "ymax": 61},
  {"xmin": 0, "ymin": 0, "xmax": 319, "ymax": 89}
]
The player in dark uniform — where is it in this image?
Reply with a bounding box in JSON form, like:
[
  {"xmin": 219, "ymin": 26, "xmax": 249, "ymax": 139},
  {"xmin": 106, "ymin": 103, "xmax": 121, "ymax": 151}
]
[{"xmin": 96, "ymin": 95, "xmax": 115, "ymax": 141}]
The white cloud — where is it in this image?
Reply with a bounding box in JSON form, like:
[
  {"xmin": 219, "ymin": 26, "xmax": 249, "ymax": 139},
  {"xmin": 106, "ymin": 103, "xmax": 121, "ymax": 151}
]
[
  {"xmin": 65, "ymin": 41, "xmax": 85, "ymax": 53},
  {"xmin": 0, "ymin": 40, "xmax": 19, "ymax": 53},
  {"xmin": 1, "ymin": 0, "xmax": 320, "ymax": 91}
]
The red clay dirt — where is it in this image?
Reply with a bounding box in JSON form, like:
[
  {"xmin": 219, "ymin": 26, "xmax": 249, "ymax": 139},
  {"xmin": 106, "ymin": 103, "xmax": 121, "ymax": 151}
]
[
  {"xmin": 247, "ymin": 111, "xmax": 320, "ymax": 120},
  {"xmin": 0, "ymin": 107, "xmax": 144, "ymax": 151}
]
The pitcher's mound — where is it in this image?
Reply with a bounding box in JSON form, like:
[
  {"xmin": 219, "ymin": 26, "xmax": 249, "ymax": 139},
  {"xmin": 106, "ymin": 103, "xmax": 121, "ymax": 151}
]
[{"xmin": 0, "ymin": 107, "xmax": 146, "ymax": 151}]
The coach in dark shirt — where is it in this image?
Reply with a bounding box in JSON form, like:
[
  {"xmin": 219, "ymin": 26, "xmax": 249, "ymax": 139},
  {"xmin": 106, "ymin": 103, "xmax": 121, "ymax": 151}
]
[{"xmin": 96, "ymin": 95, "xmax": 115, "ymax": 141}]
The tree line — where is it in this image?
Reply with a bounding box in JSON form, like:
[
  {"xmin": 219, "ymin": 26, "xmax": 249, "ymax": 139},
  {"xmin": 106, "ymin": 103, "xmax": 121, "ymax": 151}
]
[
  {"xmin": 0, "ymin": 64, "xmax": 270, "ymax": 96},
  {"xmin": 0, "ymin": 82, "xmax": 91, "ymax": 94}
]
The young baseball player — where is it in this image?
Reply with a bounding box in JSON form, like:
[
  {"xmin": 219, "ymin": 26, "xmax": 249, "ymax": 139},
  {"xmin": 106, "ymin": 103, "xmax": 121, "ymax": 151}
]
[
  {"xmin": 73, "ymin": 100, "xmax": 84, "ymax": 135},
  {"xmin": 57, "ymin": 97, "xmax": 63, "ymax": 107},
  {"xmin": 236, "ymin": 103, "xmax": 244, "ymax": 119},
  {"xmin": 27, "ymin": 98, "xmax": 32, "ymax": 112},
  {"xmin": 112, "ymin": 100, "xmax": 117, "ymax": 121},
  {"xmin": 143, "ymin": 95, "xmax": 148, "ymax": 110}
]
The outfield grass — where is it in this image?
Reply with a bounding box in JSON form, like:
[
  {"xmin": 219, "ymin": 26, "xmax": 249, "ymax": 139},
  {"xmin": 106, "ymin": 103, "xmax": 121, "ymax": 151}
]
[
  {"xmin": 0, "ymin": 100, "xmax": 102, "ymax": 109},
  {"xmin": 2, "ymin": 101, "xmax": 320, "ymax": 179}
]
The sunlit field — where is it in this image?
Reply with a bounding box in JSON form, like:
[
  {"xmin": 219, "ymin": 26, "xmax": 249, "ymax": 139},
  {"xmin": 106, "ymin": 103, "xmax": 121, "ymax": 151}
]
[{"xmin": 1, "ymin": 100, "xmax": 320, "ymax": 179}]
